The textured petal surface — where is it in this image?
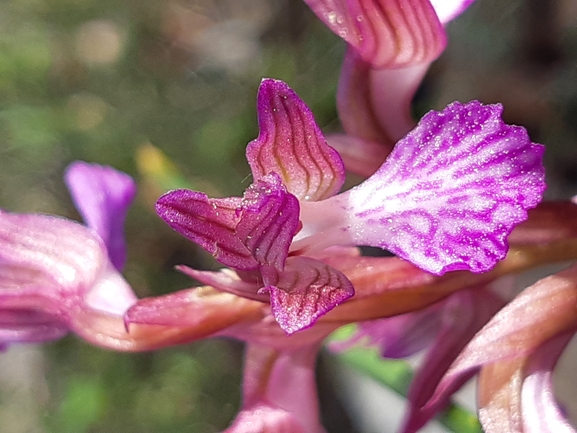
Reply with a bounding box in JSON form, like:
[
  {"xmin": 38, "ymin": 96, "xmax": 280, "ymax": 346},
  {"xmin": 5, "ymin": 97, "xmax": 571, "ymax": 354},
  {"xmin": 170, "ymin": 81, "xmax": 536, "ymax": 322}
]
[
  {"xmin": 64, "ymin": 161, "xmax": 136, "ymax": 270},
  {"xmin": 327, "ymin": 101, "xmax": 545, "ymax": 275},
  {"xmin": 260, "ymin": 257, "xmax": 354, "ymax": 334},
  {"xmin": 246, "ymin": 79, "xmax": 345, "ymax": 201},
  {"xmin": 303, "ymin": 0, "xmax": 446, "ymax": 67},
  {"xmin": 237, "ymin": 174, "xmax": 300, "ymax": 269},
  {"xmin": 156, "ymin": 190, "xmax": 259, "ymax": 270}
]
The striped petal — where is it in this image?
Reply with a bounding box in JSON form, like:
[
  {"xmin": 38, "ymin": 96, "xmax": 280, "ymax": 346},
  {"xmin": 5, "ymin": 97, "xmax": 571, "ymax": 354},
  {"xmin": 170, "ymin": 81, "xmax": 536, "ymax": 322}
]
[
  {"xmin": 303, "ymin": 0, "xmax": 446, "ymax": 68},
  {"xmin": 298, "ymin": 101, "xmax": 546, "ymax": 275},
  {"xmin": 259, "ymin": 257, "xmax": 354, "ymax": 334},
  {"xmin": 156, "ymin": 190, "xmax": 259, "ymax": 271},
  {"xmin": 246, "ymin": 79, "xmax": 345, "ymax": 202},
  {"xmin": 237, "ymin": 173, "xmax": 300, "ymax": 270}
]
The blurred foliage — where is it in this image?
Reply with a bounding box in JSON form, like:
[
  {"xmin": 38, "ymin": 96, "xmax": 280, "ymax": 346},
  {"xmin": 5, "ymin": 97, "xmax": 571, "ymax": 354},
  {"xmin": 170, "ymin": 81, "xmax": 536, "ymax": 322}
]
[{"xmin": 1, "ymin": 0, "xmax": 577, "ymax": 432}]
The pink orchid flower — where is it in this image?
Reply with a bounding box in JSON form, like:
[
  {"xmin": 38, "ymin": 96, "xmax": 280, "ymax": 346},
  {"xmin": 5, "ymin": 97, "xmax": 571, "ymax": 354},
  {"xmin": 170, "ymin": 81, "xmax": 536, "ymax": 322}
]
[
  {"xmin": 413, "ymin": 262, "xmax": 577, "ymax": 433},
  {"xmin": 302, "ymin": 0, "xmax": 478, "ymax": 176},
  {"xmin": 0, "ymin": 162, "xmax": 137, "ymax": 349},
  {"xmin": 156, "ymin": 77, "xmax": 544, "ymax": 336}
]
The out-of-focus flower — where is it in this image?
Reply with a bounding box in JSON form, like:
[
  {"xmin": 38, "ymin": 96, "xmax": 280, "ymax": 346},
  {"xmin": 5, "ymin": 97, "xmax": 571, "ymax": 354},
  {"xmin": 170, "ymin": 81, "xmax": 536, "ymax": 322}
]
[
  {"xmin": 331, "ymin": 284, "xmax": 505, "ymax": 433},
  {"xmin": 415, "ymin": 264, "xmax": 577, "ymax": 433},
  {"xmin": 302, "ymin": 0, "xmax": 478, "ymax": 176},
  {"xmin": 0, "ymin": 162, "xmax": 139, "ymax": 349},
  {"xmin": 156, "ymin": 77, "xmax": 545, "ymax": 334}
]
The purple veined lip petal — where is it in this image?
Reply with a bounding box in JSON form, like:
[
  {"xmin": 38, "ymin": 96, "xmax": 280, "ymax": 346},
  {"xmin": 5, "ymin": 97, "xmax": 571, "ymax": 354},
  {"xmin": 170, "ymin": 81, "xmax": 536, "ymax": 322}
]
[
  {"xmin": 64, "ymin": 161, "xmax": 137, "ymax": 271},
  {"xmin": 156, "ymin": 189, "xmax": 259, "ymax": 271},
  {"xmin": 259, "ymin": 256, "xmax": 354, "ymax": 335},
  {"xmin": 521, "ymin": 332, "xmax": 576, "ymax": 433},
  {"xmin": 0, "ymin": 211, "xmax": 107, "ymax": 297},
  {"xmin": 429, "ymin": 0, "xmax": 476, "ymax": 24},
  {"xmin": 246, "ymin": 78, "xmax": 345, "ymax": 202},
  {"xmin": 237, "ymin": 173, "xmax": 300, "ymax": 270},
  {"xmin": 305, "ymin": 100, "xmax": 546, "ymax": 275},
  {"xmin": 303, "ymin": 0, "xmax": 446, "ymax": 68}
]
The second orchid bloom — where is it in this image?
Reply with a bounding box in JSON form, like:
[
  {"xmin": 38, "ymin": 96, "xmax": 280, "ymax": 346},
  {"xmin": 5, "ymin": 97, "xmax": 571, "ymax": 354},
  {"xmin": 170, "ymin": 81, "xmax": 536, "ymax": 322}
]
[{"xmin": 155, "ymin": 78, "xmax": 545, "ymax": 335}]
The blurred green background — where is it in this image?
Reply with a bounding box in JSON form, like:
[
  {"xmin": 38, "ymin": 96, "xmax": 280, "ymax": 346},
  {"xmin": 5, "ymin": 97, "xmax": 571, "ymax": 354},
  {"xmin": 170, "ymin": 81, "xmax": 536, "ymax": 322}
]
[{"xmin": 1, "ymin": 0, "xmax": 576, "ymax": 432}]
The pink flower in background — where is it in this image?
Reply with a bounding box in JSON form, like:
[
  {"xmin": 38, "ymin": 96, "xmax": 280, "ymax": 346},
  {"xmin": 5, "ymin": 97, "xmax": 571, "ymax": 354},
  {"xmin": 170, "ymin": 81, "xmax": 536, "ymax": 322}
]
[
  {"xmin": 303, "ymin": 0, "xmax": 478, "ymax": 176},
  {"xmin": 417, "ymin": 264, "xmax": 577, "ymax": 433},
  {"xmin": 0, "ymin": 162, "xmax": 137, "ymax": 349},
  {"xmin": 156, "ymin": 77, "xmax": 545, "ymax": 335}
]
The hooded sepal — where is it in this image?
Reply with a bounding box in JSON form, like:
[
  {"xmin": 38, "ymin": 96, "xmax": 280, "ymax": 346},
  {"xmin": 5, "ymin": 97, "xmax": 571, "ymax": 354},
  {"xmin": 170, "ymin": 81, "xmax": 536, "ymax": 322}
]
[{"xmin": 246, "ymin": 79, "xmax": 345, "ymax": 202}]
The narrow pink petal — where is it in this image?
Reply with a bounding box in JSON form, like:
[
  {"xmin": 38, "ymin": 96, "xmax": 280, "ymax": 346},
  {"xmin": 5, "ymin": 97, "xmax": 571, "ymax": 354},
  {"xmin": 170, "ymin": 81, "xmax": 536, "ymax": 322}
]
[
  {"xmin": 176, "ymin": 265, "xmax": 266, "ymax": 301},
  {"xmin": 237, "ymin": 174, "xmax": 300, "ymax": 269},
  {"xmin": 310, "ymin": 101, "xmax": 545, "ymax": 275},
  {"xmin": 64, "ymin": 161, "xmax": 136, "ymax": 270},
  {"xmin": 334, "ymin": 303, "xmax": 444, "ymax": 358},
  {"xmin": 303, "ymin": 0, "xmax": 446, "ymax": 67},
  {"xmin": 259, "ymin": 257, "xmax": 354, "ymax": 334},
  {"xmin": 246, "ymin": 79, "xmax": 345, "ymax": 201},
  {"xmin": 156, "ymin": 189, "xmax": 259, "ymax": 270},
  {"xmin": 521, "ymin": 332, "xmax": 576, "ymax": 433}
]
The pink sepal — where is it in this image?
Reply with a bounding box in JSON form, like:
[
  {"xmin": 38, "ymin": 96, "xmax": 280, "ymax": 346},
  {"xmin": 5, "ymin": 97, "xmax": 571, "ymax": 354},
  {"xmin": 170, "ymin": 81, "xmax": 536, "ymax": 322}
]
[
  {"xmin": 302, "ymin": 0, "xmax": 446, "ymax": 68},
  {"xmin": 156, "ymin": 190, "xmax": 259, "ymax": 270},
  {"xmin": 246, "ymin": 79, "xmax": 345, "ymax": 202}
]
